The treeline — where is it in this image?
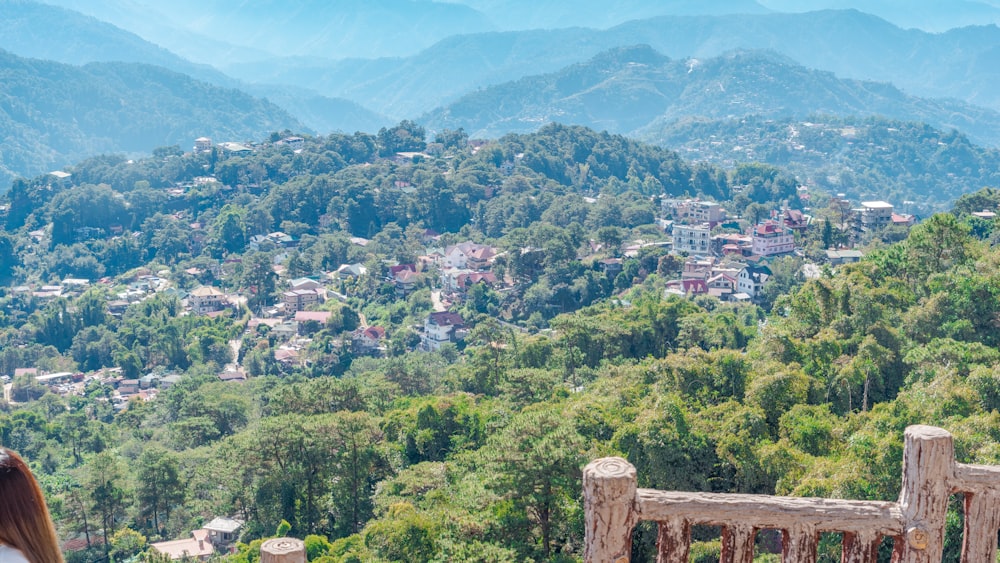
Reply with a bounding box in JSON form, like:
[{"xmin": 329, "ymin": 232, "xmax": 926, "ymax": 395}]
[
  {"xmin": 4, "ymin": 207, "xmax": 1000, "ymax": 561},
  {"xmin": 650, "ymin": 115, "xmax": 1000, "ymax": 213}
]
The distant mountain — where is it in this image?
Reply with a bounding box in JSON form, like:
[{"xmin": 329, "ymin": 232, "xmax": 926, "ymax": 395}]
[
  {"xmin": 225, "ymin": 10, "xmax": 1000, "ymax": 119},
  {"xmin": 45, "ymin": 0, "xmax": 496, "ymax": 62},
  {"xmin": 0, "ymin": 0, "xmax": 389, "ymax": 135},
  {"xmin": 450, "ymin": 0, "xmax": 770, "ymax": 30},
  {"xmin": 0, "ymin": 50, "xmax": 304, "ymax": 189},
  {"xmin": 645, "ymin": 115, "xmax": 1000, "ymax": 212},
  {"xmin": 0, "ymin": 0, "xmax": 234, "ymax": 85},
  {"xmin": 420, "ymin": 46, "xmax": 1000, "ymax": 148},
  {"xmin": 758, "ymin": 0, "xmax": 1000, "ymax": 32}
]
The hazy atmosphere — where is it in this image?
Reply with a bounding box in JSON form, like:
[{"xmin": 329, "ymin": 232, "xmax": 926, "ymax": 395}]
[{"xmin": 2, "ymin": 1, "xmax": 1000, "ymax": 562}]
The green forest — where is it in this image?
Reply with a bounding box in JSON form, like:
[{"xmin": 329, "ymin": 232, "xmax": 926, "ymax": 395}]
[{"xmin": 2, "ymin": 122, "xmax": 1000, "ymax": 562}]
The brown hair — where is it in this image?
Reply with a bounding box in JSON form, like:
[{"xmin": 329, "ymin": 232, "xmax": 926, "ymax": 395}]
[{"xmin": 0, "ymin": 448, "xmax": 64, "ymax": 563}]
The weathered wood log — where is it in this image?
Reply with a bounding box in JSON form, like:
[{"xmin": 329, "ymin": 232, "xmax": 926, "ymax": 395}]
[
  {"xmin": 635, "ymin": 490, "xmax": 903, "ymax": 535},
  {"xmin": 260, "ymin": 537, "xmax": 306, "ymax": 563},
  {"xmin": 655, "ymin": 517, "xmax": 689, "ymax": 563},
  {"xmin": 892, "ymin": 425, "xmax": 953, "ymax": 563},
  {"xmin": 841, "ymin": 530, "xmax": 881, "ymax": 563},
  {"xmin": 584, "ymin": 457, "xmax": 638, "ymax": 563},
  {"xmin": 961, "ymin": 489, "xmax": 1000, "ymax": 562},
  {"xmin": 782, "ymin": 523, "xmax": 817, "ymax": 563},
  {"xmin": 720, "ymin": 523, "xmax": 755, "ymax": 563}
]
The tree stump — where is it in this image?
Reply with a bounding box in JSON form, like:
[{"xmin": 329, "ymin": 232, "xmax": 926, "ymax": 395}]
[
  {"xmin": 261, "ymin": 537, "xmax": 306, "ymax": 563},
  {"xmin": 892, "ymin": 425, "xmax": 953, "ymax": 563},
  {"xmin": 584, "ymin": 457, "xmax": 638, "ymax": 563}
]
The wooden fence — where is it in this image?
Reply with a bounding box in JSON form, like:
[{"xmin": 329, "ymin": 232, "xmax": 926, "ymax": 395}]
[{"xmin": 583, "ymin": 425, "xmax": 1000, "ymax": 562}]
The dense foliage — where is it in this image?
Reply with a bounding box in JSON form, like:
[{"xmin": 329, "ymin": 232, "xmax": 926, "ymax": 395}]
[
  {"xmin": 1, "ymin": 124, "xmax": 999, "ymax": 562},
  {"xmin": 646, "ymin": 115, "xmax": 1000, "ymax": 213}
]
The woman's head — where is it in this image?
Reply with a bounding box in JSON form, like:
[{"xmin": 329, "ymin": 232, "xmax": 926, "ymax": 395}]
[{"xmin": 0, "ymin": 448, "xmax": 64, "ymax": 563}]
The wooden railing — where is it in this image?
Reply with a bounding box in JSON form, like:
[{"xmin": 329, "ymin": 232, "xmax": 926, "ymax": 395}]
[{"xmin": 583, "ymin": 425, "xmax": 1000, "ymax": 562}]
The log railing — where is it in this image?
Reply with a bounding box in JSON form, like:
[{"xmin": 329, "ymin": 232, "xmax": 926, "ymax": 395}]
[{"xmin": 584, "ymin": 425, "xmax": 1000, "ymax": 562}]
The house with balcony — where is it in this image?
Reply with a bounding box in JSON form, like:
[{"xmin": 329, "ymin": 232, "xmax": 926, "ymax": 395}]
[
  {"xmin": 751, "ymin": 221, "xmax": 795, "ymax": 257},
  {"xmin": 188, "ymin": 286, "xmax": 227, "ymax": 315},
  {"xmin": 421, "ymin": 312, "xmax": 466, "ymax": 351},
  {"xmin": 672, "ymin": 223, "xmax": 712, "ymax": 255}
]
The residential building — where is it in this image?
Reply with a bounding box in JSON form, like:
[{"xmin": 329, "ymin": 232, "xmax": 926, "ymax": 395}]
[
  {"xmin": 857, "ymin": 201, "xmax": 894, "ymax": 231},
  {"xmin": 203, "ymin": 517, "xmax": 242, "ymax": 552},
  {"xmin": 678, "ymin": 200, "xmax": 727, "ymax": 225},
  {"xmin": 193, "ymin": 137, "xmax": 213, "ymax": 153},
  {"xmin": 151, "ymin": 529, "xmax": 214, "ymax": 561},
  {"xmin": 421, "ymin": 312, "xmax": 465, "ymax": 351},
  {"xmin": 188, "ymin": 286, "xmax": 227, "ymax": 314},
  {"xmin": 283, "ymin": 289, "xmax": 320, "ymax": 313},
  {"xmin": 751, "ymin": 221, "xmax": 795, "ymax": 256},
  {"xmin": 672, "ymin": 223, "xmax": 712, "ymax": 255},
  {"xmin": 826, "ymin": 249, "xmax": 864, "ymax": 266},
  {"xmin": 353, "ymin": 326, "xmax": 386, "ymax": 354},
  {"xmin": 443, "ymin": 242, "xmax": 496, "ymax": 270},
  {"xmin": 738, "ymin": 265, "xmax": 772, "ymax": 299}
]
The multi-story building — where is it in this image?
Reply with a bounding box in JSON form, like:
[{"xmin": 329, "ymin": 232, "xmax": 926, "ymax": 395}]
[
  {"xmin": 282, "ymin": 289, "xmax": 320, "ymax": 313},
  {"xmin": 421, "ymin": 312, "xmax": 466, "ymax": 351},
  {"xmin": 738, "ymin": 265, "xmax": 772, "ymax": 299},
  {"xmin": 672, "ymin": 223, "xmax": 712, "ymax": 255},
  {"xmin": 751, "ymin": 221, "xmax": 795, "ymax": 256},
  {"xmin": 857, "ymin": 201, "xmax": 894, "ymax": 231},
  {"xmin": 188, "ymin": 286, "xmax": 227, "ymax": 314}
]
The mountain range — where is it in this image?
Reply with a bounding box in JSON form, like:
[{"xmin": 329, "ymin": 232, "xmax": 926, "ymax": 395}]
[
  {"xmin": 0, "ymin": 49, "xmax": 302, "ymax": 187},
  {"xmin": 222, "ymin": 10, "xmax": 1000, "ymax": 119},
  {"xmin": 0, "ymin": 0, "xmax": 391, "ymax": 135},
  {"xmin": 420, "ymin": 46, "xmax": 1000, "ymax": 148}
]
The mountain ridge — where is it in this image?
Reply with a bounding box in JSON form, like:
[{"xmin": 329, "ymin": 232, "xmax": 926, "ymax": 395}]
[
  {"xmin": 419, "ymin": 46, "xmax": 1000, "ymax": 148},
  {"xmin": 0, "ymin": 49, "xmax": 304, "ymax": 189}
]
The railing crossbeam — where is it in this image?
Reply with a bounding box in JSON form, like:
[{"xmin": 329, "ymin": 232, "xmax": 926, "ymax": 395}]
[{"xmin": 584, "ymin": 425, "xmax": 1000, "ymax": 563}]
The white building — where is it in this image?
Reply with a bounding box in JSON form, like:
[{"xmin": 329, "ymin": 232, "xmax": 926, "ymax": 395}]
[
  {"xmin": 421, "ymin": 312, "xmax": 465, "ymax": 351},
  {"xmin": 751, "ymin": 221, "xmax": 795, "ymax": 256},
  {"xmin": 672, "ymin": 223, "xmax": 712, "ymax": 255},
  {"xmin": 858, "ymin": 201, "xmax": 894, "ymax": 231},
  {"xmin": 738, "ymin": 265, "xmax": 772, "ymax": 299},
  {"xmin": 188, "ymin": 286, "xmax": 227, "ymax": 314}
]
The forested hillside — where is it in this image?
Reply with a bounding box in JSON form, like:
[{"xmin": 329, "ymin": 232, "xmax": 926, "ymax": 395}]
[
  {"xmin": 643, "ymin": 115, "xmax": 1000, "ymax": 213},
  {"xmin": 421, "ymin": 46, "xmax": 1000, "ymax": 149},
  {"xmin": 1, "ymin": 124, "xmax": 1000, "ymax": 562},
  {"xmin": 0, "ymin": 50, "xmax": 303, "ymax": 189},
  {"xmin": 226, "ymin": 10, "xmax": 1000, "ymax": 118}
]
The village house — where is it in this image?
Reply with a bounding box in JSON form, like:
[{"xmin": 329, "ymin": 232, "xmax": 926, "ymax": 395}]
[
  {"xmin": 283, "ymin": 288, "xmax": 321, "ymax": 314},
  {"xmin": 151, "ymin": 529, "xmax": 215, "ymax": 560},
  {"xmin": 294, "ymin": 310, "xmax": 332, "ymax": 335},
  {"xmin": 394, "ymin": 269, "xmax": 420, "ymax": 295},
  {"xmin": 597, "ymin": 258, "xmax": 623, "ymax": 277},
  {"xmin": 738, "ymin": 264, "xmax": 773, "ymax": 300},
  {"xmin": 665, "ymin": 278, "xmax": 709, "ymax": 296},
  {"xmin": 856, "ymin": 200, "xmax": 895, "ymax": 232},
  {"xmin": 672, "ymin": 223, "xmax": 712, "ymax": 255},
  {"xmin": 421, "ymin": 312, "xmax": 466, "ymax": 351},
  {"xmin": 751, "ymin": 220, "xmax": 795, "ymax": 256},
  {"xmin": 193, "ymin": 137, "xmax": 213, "ymax": 153},
  {"xmin": 443, "ymin": 241, "xmax": 497, "ymax": 270},
  {"xmin": 707, "ymin": 272, "xmax": 738, "ymax": 299},
  {"xmin": 781, "ymin": 208, "xmax": 810, "ymax": 231},
  {"xmin": 353, "ymin": 326, "xmax": 386, "ymax": 355},
  {"xmin": 826, "ymin": 249, "xmax": 864, "ymax": 266},
  {"xmin": 188, "ymin": 286, "xmax": 227, "ymax": 315}
]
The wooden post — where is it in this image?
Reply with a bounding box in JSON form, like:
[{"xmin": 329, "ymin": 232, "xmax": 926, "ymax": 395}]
[
  {"xmin": 892, "ymin": 425, "xmax": 954, "ymax": 563},
  {"xmin": 260, "ymin": 537, "xmax": 306, "ymax": 563},
  {"xmin": 720, "ymin": 524, "xmax": 755, "ymax": 563},
  {"xmin": 962, "ymin": 489, "xmax": 1000, "ymax": 562},
  {"xmin": 656, "ymin": 517, "xmax": 690, "ymax": 563},
  {"xmin": 584, "ymin": 457, "xmax": 638, "ymax": 563},
  {"xmin": 781, "ymin": 523, "xmax": 817, "ymax": 563}
]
